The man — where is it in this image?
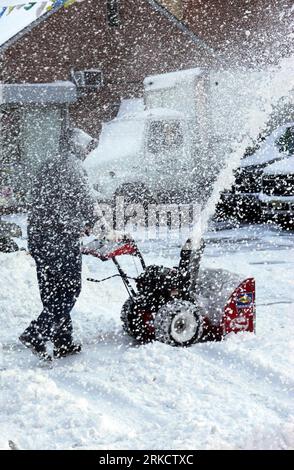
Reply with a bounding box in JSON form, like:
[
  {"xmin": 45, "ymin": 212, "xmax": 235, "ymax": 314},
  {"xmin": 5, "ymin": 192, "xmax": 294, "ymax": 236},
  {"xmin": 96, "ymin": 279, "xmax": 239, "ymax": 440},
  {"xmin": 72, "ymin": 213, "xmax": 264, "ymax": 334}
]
[{"xmin": 19, "ymin": 152, "xmax": 97, "ymax": 360}]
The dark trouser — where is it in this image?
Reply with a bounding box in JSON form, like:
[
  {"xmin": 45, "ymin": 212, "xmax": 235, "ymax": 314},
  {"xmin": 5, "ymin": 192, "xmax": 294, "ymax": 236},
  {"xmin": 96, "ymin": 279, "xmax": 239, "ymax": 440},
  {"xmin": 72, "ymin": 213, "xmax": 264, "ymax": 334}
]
[{"xmin": 33, "ymin": 249, "xmax": 82, "ymax": 344}]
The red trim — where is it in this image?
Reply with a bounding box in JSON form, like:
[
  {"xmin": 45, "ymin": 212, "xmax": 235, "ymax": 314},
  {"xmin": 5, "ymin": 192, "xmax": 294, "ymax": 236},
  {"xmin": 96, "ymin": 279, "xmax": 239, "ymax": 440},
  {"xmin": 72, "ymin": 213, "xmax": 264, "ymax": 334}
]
[
  {"xmin": 221, "ymin": 278, "xmax": 256, "ymax": 336},
  {"xmin": 81, "ymin": 242, "xmax": 138, "ymax": 260}
]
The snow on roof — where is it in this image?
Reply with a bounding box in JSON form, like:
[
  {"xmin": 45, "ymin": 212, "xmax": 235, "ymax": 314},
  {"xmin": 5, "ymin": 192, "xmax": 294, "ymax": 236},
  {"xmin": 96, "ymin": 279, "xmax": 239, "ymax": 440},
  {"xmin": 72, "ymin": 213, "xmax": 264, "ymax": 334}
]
[
  {"xmin": 116, "ymin": 98, "xmax": 188, "ymax": 121},
  {"xmin": 263, "ymin": 156, "xmax": 294, "ymax": 175},
  {"xmin": 144, "ymin": 67, "xmax": 203, "ymax": 92},
  {"xmin": 115, "ymin": 107, "xmax": 185, "ymax": 121},
  {"xmin": 0, "ymin": 81, "xmax": 77, "ymax": 105},
  {"xmin": 0, "ymin": 1, "xmax": 55, "ymax": 47},
  {"xmin": 85, "ymin": 106, "xmax": 185, "ymax": 173},
  {"xmin": 116, "ymin": 98, "xmax": 144, "ymax": 118},
  {"xmin": 242, "ymin": 122, "xmax": 294, "ymax": 168},
  {"xmin": 84, "ymin": 118, "xmax": 145, "ymax": 171}
]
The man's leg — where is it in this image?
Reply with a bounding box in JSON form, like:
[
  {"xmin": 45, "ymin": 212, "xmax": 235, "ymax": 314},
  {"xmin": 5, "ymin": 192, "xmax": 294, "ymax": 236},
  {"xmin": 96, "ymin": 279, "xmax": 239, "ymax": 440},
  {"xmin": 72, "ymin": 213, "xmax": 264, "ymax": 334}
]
[
  {"xmin": 51, "ymin": 250, "xmax": 82, "ymax": 357},
  {"xmin": 19, "ymin": 258, "xmax": 54, "ymax": 360},
  {"xmin": 20, "ymin": 249, "xmax": 82, "ymax": 358},
  {"xmin": 35, "ymin": 260, "xmax": 58, "ymax": 340}
]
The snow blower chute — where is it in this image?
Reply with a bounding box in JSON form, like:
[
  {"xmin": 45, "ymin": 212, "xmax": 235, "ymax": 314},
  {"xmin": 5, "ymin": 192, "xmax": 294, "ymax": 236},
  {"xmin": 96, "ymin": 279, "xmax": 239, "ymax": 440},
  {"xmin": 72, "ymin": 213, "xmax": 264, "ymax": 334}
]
[{"xmin": 82, "ymin": 237, "xmax": 255, "ymax": 346}]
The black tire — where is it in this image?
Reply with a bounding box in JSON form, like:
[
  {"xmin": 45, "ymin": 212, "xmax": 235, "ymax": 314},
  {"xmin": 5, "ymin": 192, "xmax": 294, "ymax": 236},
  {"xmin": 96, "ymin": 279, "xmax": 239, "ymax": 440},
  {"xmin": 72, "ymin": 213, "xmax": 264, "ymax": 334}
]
[
  {"xmin": 154, "ymin": 299, "xmax": 204, "ymax": 347},
  {"xmin": 120, "ymin": 298, "xmax": 155, "ymax": 343},
  {"xmin": 120, "ymin": 298, "xmax": 134, "ymax": 337}
]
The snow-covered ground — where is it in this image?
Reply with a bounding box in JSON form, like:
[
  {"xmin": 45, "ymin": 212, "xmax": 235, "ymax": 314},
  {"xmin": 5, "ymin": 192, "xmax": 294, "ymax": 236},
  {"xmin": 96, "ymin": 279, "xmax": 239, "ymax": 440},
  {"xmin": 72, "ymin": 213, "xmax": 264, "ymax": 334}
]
[{"xmin": 0, "ymin": 220, "xmax": 293, "ymax": 450}]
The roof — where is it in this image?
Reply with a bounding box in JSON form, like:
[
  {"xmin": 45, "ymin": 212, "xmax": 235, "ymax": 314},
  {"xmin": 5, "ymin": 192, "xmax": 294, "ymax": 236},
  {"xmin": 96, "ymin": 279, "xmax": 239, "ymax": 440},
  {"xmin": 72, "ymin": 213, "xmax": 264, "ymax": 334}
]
[
  {"xmin": 146, "ymin": 0, "xmax": 217, "ymax": 57},
  {"xmin": 0, "ymin": 0, "xmax": 218, "ymax": 58},
  {"xmin": 144, "ymin": 67, "xmax": 203, "ymax": 91},
  {"xmin": 114, "ymin": 107, "xmax": 186, "ymax": 122},
  {"xmin": 0, "ymin": 81, "xmax": 77, "ymax": 105}
]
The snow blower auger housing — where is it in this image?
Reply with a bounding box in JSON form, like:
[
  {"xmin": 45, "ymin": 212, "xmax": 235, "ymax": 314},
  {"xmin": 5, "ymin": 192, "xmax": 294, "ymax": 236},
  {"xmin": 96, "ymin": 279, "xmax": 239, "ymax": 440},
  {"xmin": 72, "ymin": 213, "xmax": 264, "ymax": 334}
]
[{"xmin": 82, "ymin": 236, "xmax": 256, "ymax": 347}]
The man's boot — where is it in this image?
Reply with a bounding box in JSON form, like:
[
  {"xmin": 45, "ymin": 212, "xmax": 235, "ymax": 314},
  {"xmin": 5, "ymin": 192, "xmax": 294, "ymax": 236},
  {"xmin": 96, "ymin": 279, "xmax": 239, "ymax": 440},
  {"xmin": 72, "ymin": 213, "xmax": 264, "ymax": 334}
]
[
  {"xmin": 53, "ymin": 333, "xmax": 82, "ymax": 359},
  {"xmin": 19, "ymin": 321, "xmax": 51, "ymax": 361}
]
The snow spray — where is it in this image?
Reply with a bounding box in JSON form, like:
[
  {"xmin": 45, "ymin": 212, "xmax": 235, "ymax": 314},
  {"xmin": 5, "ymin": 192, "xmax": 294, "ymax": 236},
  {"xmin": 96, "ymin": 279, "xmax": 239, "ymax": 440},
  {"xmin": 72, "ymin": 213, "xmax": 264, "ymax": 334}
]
[{"xmin": 191, "ymin": 56, "xmax": 294, "ymax": 251}]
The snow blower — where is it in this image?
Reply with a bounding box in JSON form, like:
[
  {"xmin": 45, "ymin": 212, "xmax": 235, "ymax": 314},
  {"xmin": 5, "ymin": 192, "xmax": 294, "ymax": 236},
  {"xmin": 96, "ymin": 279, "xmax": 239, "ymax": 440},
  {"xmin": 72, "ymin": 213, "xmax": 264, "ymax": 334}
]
[{"xmin": 82, "ymin": 236, "xmax": 255, "ymax": 346}]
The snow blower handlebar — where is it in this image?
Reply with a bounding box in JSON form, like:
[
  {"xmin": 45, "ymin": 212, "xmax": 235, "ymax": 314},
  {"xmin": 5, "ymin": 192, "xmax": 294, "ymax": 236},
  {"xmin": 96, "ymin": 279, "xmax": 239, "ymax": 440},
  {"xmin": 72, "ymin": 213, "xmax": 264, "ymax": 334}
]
[
  {"xmin": 81, "ymin": 237, "xmax": 146, "ymax": 299},
  {"xmin": 81, "ymin": 237, "xmax": 145, "ymax": 267},
  {"xmin": 81, "ymin": 236, "xmax": 205, "ymax": 300}
]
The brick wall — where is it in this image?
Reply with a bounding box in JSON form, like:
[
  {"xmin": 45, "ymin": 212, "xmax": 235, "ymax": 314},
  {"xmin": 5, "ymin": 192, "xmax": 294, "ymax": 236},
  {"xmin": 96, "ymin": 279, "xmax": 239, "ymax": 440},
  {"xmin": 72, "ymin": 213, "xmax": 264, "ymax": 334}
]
[
  {"xmin": 1, "ymin": 0, "xmax": 215, "ymax": 136},
  {"xmin": 182, "ymin": 0, "xmax": 293, "ymax": 65}
]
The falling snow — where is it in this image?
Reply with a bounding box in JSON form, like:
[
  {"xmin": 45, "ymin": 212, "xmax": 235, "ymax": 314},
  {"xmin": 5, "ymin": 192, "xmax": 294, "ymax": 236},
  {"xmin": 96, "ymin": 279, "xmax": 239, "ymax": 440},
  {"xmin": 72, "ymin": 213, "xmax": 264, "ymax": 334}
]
[{"xmin": 0, "ymin": 0, "xmax": 293, "ymax": 451}]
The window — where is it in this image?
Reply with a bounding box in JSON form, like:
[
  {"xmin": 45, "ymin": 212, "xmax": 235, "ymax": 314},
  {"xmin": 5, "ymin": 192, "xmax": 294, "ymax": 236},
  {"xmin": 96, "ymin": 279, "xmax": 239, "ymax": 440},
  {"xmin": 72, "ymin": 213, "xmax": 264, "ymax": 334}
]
[
  {"xmin": 84, "ymin": 70, "xmax": 102, "ymax": 87},
  {"xmin": 21, "ymin": 107, "xmax": 63, "ymax": 167},
  {"xmin": 147, "ymin": 120, "xmax": 184, "ymax": 155},
  {"xmin": 71, "ymin": 69, "xmax": 103, "ymax": 91},
  {"xmin": 0, "ymin": 106, "xmax": 64, "ymax": 199},
  {"xmin": 107, "ymin": 0, "xmax": 120, "ymax": 27}
]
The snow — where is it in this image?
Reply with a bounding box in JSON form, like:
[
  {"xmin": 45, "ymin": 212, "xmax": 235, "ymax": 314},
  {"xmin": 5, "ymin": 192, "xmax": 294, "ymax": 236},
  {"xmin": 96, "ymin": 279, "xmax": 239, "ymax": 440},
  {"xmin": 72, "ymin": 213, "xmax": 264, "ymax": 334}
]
[
  {"xmin": 0, "ymin": 2, "xmax": 51, "ymax": 47},
  {"xmin": 0, "ymin": 0, "xmax": 293, "ymax": 451},
  {"xmin": 84, "ymin": 107, "xmax": 184, "ymax": 172},
  {"xmin": 191, "ymin": 56, "xmax": 294, "ymax": 250},
  {"xmin": 0, "ymin": 221, "xmax": 293, "ymax": 450},
  {"xmin": 85, "ymin": 118, "xmax": 145, "ymax": 167},
  {"xmin": 0, "ymin": 81, "xmax": 77, "ymax": 105},
  {"xmin": 117, "ymin": 98, "xmax": 144, "ymax": 118},
  {"xmin": 259, "ymin": 193, "xmax": 294, "ymax": 203},
  {"xmin": 242, "ymin": 122, "xmax": 294, "ymax": 168},
  {"xmin": 72, "ymin": 127, "xmax": 96, "ymax": 149},
  {"xmin": 263, "ymin": 156, "xmax": 294, "ymax": 175},
  {"xmin": 144, "ymin": 68, "xmax": 202, "ymax": 92},
  {"xmin": 116, "ymin": 107, "xmax": 184, "ymax": 121}
]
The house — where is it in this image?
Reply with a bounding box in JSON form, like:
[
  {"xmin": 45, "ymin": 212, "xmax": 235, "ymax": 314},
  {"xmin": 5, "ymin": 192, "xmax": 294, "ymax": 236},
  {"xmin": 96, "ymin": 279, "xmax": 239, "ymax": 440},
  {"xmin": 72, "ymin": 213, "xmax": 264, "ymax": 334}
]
[
  {"xmin": 0, "ymin": 0, "xmax": 218, "ymax": 136},
  {"xmin": 1, "ymin": 0, "xmax": 291, "ymax": 137}
]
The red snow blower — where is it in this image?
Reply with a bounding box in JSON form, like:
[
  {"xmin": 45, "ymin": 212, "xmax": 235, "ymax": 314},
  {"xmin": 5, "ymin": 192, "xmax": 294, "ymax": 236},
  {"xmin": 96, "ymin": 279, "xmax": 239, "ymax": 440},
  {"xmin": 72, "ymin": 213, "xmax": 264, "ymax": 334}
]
[{"xmin": 82, "ymin": 236, "xmax": 255, "ymax": 347}]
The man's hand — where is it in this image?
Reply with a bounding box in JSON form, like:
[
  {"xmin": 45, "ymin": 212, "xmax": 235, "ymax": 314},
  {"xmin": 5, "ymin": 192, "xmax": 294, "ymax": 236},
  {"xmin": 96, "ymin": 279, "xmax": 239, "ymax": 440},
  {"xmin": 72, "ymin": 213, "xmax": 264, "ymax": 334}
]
[{"xmin": 82, "ymin": 223, "xmax": 92, "ymax": 237}]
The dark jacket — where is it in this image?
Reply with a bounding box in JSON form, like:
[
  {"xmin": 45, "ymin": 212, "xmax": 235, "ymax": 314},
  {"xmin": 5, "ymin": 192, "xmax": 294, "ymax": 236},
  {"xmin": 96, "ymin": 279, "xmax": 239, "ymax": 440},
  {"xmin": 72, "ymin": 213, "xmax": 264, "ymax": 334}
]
[{"xmin": 27, "ymin": 153, "xmax": 96, "ymax": 262}]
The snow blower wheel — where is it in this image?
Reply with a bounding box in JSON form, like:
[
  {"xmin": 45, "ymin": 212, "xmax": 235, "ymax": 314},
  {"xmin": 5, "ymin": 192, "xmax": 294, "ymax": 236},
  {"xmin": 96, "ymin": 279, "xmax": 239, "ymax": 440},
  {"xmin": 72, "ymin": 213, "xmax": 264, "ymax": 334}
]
[
  {"xmin": 154, "ymin": 300, "xmax": 204, "ymax": 347},
  {"xmin": 121, "ymin": 298, "xmax": 155, "ymax": 344}
]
